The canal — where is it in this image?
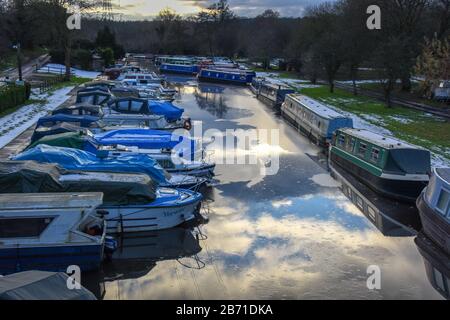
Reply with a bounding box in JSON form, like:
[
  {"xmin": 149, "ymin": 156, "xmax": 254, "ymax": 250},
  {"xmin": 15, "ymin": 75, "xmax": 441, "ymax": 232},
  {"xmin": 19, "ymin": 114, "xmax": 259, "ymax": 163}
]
[{"xmin": 86, "ymin": 76, "xmax": 442, "ymax": 300}]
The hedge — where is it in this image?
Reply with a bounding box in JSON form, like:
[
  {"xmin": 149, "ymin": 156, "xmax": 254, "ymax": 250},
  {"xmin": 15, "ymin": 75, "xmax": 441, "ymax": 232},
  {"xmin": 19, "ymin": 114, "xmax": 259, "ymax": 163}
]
[{"xmin": 0, "ymin": 82, "xmax": 31, "ymax": 113}]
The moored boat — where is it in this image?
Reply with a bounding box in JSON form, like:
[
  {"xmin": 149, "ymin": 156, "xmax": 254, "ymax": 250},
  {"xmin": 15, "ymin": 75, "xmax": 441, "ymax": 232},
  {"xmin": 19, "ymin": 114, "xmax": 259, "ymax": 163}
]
[
  {"xmin": 417, "ymin": 167, "xmax": 450, "ymax": 255},
  {"xmin": 329, "ymin": 128, "xmax": 431, "ymax": 203},
  {"xmin": 281, "ymin": 94, "xmax": 353, "ymax": 146},
  {"xmin": 415, "ymin": 231, "xmax": 450, "ymax": 300},
  {"xmin": 0, "ymin": 161, "xmax": 204, "ymax": 233},
  {"xmin": 198, "ymin": 67, "xmax": 256, "ymax": 85},
  {"xmin": 159, "ymin": 57, "xmax": 199, "ymax": 75},
  {"xmin": 0, "ymin": 192, "xmax": 107, "ymax": 274},
  {"xmin": 256, "ymin": 81, "xmax": 295, "ymax": 108},
  {"xmin": 14, "ymin": 145, "xmax": 207, "ymax": 189},
  {"xmin": 106, "ymin": 97, "xmax": 185, "ymax": 123},
  {"xmin": 28, "ymin": 132, "xmax": 216, "ymax": 178}
]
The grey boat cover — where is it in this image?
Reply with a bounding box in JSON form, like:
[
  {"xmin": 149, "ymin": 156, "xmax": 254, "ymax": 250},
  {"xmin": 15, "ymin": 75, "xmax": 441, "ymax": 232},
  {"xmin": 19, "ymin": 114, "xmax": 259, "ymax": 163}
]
[
  {"xmin": 0, "ymin": 161, "xmax": 156, "ymax": 205},
  {"xmin": 0, "ymin": 271, "xmax": 96, "ymax": 300}
]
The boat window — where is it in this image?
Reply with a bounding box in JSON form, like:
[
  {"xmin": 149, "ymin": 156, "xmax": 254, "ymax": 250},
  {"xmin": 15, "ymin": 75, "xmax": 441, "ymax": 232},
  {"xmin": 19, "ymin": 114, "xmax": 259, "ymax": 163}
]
[
  {"xmin": 338, "ymin": 135, "xmax": 346, "ymax": 147},
  {"xmin": 118, "ymin": 100, "xmax": 130, "ymax": 111},
  {"xmin": 358, "ymin": 143, "xmax": 367, "ymax": 157},
  {"xmin": 433, "ymin": 268, "xmax": 446, "ymax": 293},
  {"xmin": 436, "ymin": 189, "xmax": 450, "ymax": 215},
  {"xmin": 130, "ymin": 101, "xmax": 144, "ymax": 113},
  {"xmin": 346, "ymin": 137, "xmax": 355, "ymax": 152},
  {"xmin": 367, "ymin": 206, "xmax": 376, "ymax": 221},
  {"xmin": 0, "ymin": 217, "xmax": 54, "ymax": 238},
  {"xmin": 157, "ymin": 159, "xmax": 175, "ymax": 169},
  {"xmin": 356, "ymin": 195, "xmax": 364, "ymax": 210},
  {"xmin": 370, "ymin": 148, "xmax": 380, "ymax": 163}
]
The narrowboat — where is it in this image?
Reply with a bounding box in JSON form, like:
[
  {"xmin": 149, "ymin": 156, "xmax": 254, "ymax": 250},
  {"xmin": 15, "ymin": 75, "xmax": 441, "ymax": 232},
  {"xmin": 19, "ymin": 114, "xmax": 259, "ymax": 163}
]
[
  {"xmin": 281, "ymin": 94, "xmax": 353, "ymax": 146},
  {"xmin": 417, "ymin": 167, "xmax": 450, "ymax": 255},
  {"xmin": 198, "ymin": 67, "xmax": 256, "ymax": 85},
  {"xmin": 0, "ymin": 161, "xmax": 204, "ymax": 233},
  {"xmin": 415, "ymin": 231, "xmax": 450, "ymax": 300},
  {"xmin": 28, "ymin": 132, "xmax": 216, "ymax": 178},
  {"xmin": 329, "ymin": 128, "xmax": 431, "ymax": 203},
  {"xmin": 256, "ymin": 81, "xmax": 295, "ymax": 108},
  {"xmin": 14, "ymin": 145, "xmax": 207, "ymax": 189},
  {"xmin": 0, "ymin": 192, "xmax": 107, "ymax": 275},
  {"xmin": 159, "ymin": 57, "xmax": 199, "ymax": 75}
]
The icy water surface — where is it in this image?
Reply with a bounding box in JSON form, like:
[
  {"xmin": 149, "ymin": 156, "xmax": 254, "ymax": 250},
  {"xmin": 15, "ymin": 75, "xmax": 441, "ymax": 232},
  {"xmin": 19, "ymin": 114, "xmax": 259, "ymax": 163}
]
[{"xmin": 86, "ymin": 77, "xmax": 443, "ymax": 300}]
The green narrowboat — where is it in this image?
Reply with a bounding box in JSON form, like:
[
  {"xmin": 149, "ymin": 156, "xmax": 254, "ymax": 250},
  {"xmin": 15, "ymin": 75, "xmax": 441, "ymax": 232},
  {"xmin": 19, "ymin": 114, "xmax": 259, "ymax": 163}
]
[{"xmin": 329, "ymin": 128, "xmax": 431, "ymax": 203}]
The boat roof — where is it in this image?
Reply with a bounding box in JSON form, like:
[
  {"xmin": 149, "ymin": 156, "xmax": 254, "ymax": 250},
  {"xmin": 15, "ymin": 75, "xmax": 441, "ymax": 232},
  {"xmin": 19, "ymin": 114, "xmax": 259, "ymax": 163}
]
[
  {"xmin": 435, "ymin": 168, "xmax": 450, "ymax": 184},
  {"xmin": 202, "ymin": 67, "xmax": 254, "ymax": 75},
  {"xmin": 0, "ymin": 193, "xmax": 103, "ymax": 210},
  {"xmin": 59, "ymin": 172, "xmax": 150, "ymax": 184},
  {"xmin": 286, "ymin": 94, "xmax": 349, "ymax": 120},
  {"xmin": 338, "ymin": 128, "xmax": 425, "ymax": 150},
  {"xmin": 261, "ymin": 81, "xmax": 293, "ymax": 90}
]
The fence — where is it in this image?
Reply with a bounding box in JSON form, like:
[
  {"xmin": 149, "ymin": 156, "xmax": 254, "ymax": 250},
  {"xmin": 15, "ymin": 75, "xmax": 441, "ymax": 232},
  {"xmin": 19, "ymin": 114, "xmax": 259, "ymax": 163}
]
[{"xmin": 36, "ymin": 74, "xmax": 66, "ymax": 94}]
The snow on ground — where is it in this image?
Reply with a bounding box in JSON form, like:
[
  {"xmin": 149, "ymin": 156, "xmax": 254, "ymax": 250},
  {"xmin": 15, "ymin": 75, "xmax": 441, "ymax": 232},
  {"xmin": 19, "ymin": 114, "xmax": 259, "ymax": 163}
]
[
  {"xmin": 37, "ymin": 63, "xmax": 100, "ymax": 79},
  {"xmin": 0, "ymin": 86, "xmax": 74, "ymax": 149}
]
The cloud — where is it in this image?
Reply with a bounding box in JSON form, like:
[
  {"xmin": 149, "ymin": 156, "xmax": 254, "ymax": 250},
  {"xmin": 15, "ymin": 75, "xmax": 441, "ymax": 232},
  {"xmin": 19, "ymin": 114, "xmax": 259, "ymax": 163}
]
[{"xmin": 113, "ymin": 0, "xmax": 330, "ymax": 19}]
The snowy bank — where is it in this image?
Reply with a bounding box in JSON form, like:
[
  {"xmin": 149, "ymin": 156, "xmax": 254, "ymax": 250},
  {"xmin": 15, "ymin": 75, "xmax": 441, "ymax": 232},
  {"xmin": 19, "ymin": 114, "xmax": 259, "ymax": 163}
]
[
  {"xmin": 0, "ymin": 86, "xmax": 74, "ymax": 149},
  {"xmin": 37, "ymin": 63, "xmax": 100, "ymax": 79}
]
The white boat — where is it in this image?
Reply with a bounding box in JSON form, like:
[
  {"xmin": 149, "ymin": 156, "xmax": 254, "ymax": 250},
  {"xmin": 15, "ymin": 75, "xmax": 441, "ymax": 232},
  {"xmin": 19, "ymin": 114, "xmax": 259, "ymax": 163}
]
[
  {"xmin": 100, "ymin": 111, "xmax": 188, "ymax": 131},
  {"xmin": 56, "ymin": 171, "xmax": 204, "ymax": 233},
  {"xmin": 0, "ymin": 162, "xmax": 204, "ymax": 234},
  {"xmin": 118, "ymin": 72, "xmax": 162, "ymax": 84},
  {"xmin": 98, "ymin": 145, "xmax": 216, "ymax": 178},
  {"xmin": 0, "ymin": 193, "xmax": 107, "ymax": 275}
]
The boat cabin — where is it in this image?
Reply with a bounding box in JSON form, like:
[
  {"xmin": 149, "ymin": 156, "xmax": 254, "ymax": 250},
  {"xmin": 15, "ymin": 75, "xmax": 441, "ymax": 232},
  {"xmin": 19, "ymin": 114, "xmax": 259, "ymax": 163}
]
[
  {"xmin": 281, "ymin": 94, "xmax": 353, "ymax": 146},
  {"xmin": 0, "ymin": 193, "xmax": 106, "ymax": 274}
]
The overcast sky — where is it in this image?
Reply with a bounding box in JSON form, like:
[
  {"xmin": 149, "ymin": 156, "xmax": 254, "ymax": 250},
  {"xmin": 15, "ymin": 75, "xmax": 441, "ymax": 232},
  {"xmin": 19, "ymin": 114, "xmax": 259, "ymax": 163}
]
[{"xmin": 110, "ymin": 0, "xmax": 329, "ymax": 20}]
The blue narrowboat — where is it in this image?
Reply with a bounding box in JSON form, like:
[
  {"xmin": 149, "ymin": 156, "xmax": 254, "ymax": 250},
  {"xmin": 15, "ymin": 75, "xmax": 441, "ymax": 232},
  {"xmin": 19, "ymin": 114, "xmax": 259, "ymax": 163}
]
[
  {"xmin": 159, "ymin": 57, "xmax": 199, "ymax": 75},
  {"xmin": 281, "ymin": 94, "xmax": 353, "ymax": 146},
  {"xmin": 256, "ymin": 81, "xmax": 295, "ymax": 108},
  {"xmin": 198, "ymin": 68, "xmax": 256, "ymax": 85},
  {"xmin": 0, "ymin": 193, "xmax": 107, "ymax": 275}
]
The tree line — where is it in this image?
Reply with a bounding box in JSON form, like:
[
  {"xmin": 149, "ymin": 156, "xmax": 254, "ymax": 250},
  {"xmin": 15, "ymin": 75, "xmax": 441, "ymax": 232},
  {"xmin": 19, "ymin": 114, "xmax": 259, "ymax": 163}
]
[{"xmin": 1, "ymin": 0, "xmax": 449, "ymax": 104}]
